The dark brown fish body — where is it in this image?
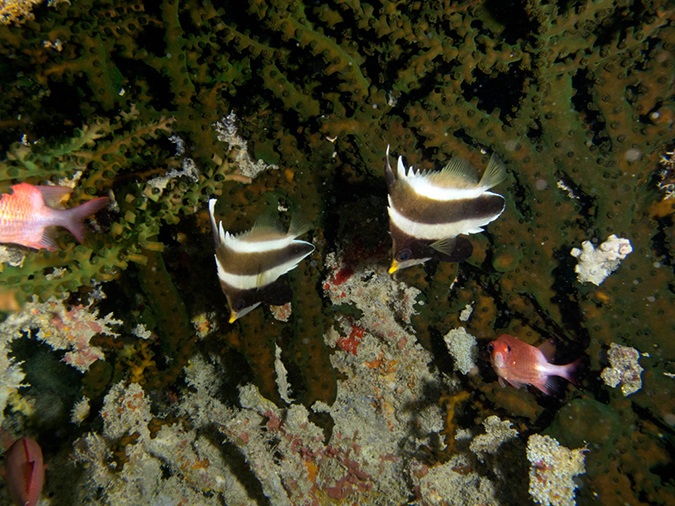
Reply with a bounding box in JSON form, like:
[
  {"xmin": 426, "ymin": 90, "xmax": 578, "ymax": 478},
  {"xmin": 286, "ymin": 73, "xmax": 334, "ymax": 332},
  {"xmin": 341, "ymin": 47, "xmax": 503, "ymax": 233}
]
[
  {"xmin": 208, "ymin": 199, "xmax": 314, "ymax": 322},
  {"xmin": 385, "ymin": 146, "xmax": 506, "ymax": 272}
]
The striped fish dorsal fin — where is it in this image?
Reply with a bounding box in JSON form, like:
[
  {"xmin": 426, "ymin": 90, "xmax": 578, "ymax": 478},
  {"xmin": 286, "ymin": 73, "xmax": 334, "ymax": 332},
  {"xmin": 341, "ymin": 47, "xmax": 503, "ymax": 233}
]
[
  {"xmin": 426, "ymin": 157, "xmax": 479, "ymax": 189},
  {"xmin": 478, "ymin": 153, "xmax": 507, "ymax": 190},
  {"xmin": 208, "ymin": 198, "xmax": 222, "ymax": 245},
  {"xmin": 243, "ymin": 214, "xmax": 287, "ymax": 241},
  {"xmin": 397, "ymin": 156, "xmax": 409, "ymax": 180},
  {"xmin": 287, "ymin": 213, "xmax": 312, "ymax": 239}
]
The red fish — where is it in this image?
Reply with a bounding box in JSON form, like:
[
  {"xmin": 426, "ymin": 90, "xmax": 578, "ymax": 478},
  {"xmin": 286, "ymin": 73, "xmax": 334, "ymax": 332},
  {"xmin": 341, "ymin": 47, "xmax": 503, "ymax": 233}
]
[
  {"xmin": 488, "ymin": 334, "xmax": 581, "ymax": 395},
  {"xmin": 0, "ymin": 183, "xmax": 108, "ymax": 250},
  {"xmin": 3, "ymin": 437, "xmax": 44, "ymax": 506}
]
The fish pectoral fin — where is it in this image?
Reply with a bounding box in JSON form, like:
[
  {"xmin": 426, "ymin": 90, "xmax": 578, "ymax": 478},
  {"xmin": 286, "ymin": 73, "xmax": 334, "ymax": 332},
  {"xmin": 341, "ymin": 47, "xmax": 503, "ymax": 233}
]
[
  {"xmin": 259, "ymin": 280, "xmax": 293, "ymax": 306},
  {"xmin": 430, "ymin": 236, "xmax": 457, "ymax": 255},
  {"xmin": 430, "ymin": 236, "xmax": 473, "ymax": 262}
]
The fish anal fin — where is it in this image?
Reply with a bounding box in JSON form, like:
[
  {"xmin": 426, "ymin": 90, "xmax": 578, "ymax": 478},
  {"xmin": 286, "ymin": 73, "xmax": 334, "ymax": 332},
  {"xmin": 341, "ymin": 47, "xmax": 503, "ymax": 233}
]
[
  {"xmin": 538, "ymin": 376, "xmax": 562, "ymax": 396},
  {"xmin": 37, "ymin": 227, "xmax": 59, "ymax": 251}
]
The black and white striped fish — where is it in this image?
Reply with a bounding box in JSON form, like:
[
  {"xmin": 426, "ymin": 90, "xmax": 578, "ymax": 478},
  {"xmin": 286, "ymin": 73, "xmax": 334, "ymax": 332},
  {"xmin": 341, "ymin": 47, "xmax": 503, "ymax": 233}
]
[
  {"xmin": 385, "ymin": 146, "xmax": 506, "ymax": 273},
  {"xmin": 208, "ymin": 199, "xmax": 315, "ymax": 322}
]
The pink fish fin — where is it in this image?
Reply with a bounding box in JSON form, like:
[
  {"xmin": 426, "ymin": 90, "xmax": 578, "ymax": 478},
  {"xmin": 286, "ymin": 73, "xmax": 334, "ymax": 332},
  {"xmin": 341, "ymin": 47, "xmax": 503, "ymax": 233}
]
[
  {"xmin": 501, "ymin": 377, "xmax": 525, "ymax": 390},
  {"xmin": 508, "ymin": 379, "xmax": 526, "ymax": 390},
  {"xmin": 35, "ymin": 185, "xmax": 72, "ymax": 207},
  {"xmin": 60, "ymin": 196, "xmax": 109, "ymax": 243},
  {"xmin": 538, "ymin": 338, "xmax": 557, "ymax": 362},
  {"xmin": 23, "ymin": 460, "xmax": 36, "ymax": 496},
  {"xmin": 34, "ymin": 226, "xmax": 59, "ymax": 251},
  {"xmin": 538, "ymin": 377, "xmax": 558, "ymax": 396},
  {"xmin": 560, "ymin": 357, "xmax": 583, "ymax": 386}
]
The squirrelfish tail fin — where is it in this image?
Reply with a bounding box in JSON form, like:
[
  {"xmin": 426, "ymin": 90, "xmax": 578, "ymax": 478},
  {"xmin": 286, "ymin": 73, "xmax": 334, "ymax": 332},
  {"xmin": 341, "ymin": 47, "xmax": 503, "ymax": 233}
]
[
  {"xmin": 559, "ymin": 357, "xmax": 583, "ymax": 386},
  {"xmin": 60, "ymin": 197, "xmax": 108, "ymax": 243}
]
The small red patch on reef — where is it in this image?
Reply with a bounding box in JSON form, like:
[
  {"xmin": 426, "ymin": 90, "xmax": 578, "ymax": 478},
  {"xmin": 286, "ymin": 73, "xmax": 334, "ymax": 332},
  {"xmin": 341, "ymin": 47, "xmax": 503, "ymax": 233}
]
[
  {"xmin": 333, "ymin": 265, "xmax": 355, "ymax": 286},
  {"xmin": 337, "ymin": 326, "xmax": 365, "ymax": 355}
]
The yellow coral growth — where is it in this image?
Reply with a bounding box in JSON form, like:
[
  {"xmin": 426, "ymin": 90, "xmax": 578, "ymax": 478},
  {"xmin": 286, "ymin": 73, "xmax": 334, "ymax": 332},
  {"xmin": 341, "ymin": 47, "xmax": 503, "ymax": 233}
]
[
  {"xmin": 0, "ymin": 0, "xmax": 44, "ymax": 25},
  {"xmin": 439, "ymin": 390, "xmax": 470, "ymax": 454}
]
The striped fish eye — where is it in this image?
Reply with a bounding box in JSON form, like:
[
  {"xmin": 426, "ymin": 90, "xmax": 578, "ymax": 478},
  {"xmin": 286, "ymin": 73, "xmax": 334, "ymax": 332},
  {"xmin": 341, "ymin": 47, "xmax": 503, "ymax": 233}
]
[
  {"xmin": 233, "ymin": 299, "xmax": 246, "ymax": 312},
  {"xmin": 396, "ymin": 249, "xmax": 412, "ymax": 262}
]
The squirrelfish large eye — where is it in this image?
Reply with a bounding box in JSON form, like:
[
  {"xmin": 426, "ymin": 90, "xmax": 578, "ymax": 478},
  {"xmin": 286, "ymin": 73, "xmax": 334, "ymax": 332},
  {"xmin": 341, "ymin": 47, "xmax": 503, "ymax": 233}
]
[
  {"xmin": 487, "ymin": 344, "xmax": 494, "ymax": 352},
  {"xmin": 396, "ymin": 248, "xmax": 412, "ymax": 262},
  {"xmin": 506, "ymin": 345, "xmax": 511, "ymax": 352}
]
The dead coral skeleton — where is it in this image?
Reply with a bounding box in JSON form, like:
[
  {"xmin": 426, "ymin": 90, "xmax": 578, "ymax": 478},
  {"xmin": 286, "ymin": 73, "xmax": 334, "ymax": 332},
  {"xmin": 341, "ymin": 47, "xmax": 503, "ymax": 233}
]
[
  {"xmin": 526, "ymin": 434, "xmax": 587, "ymax": 506},
  {"xmin": 1, "ymin": 296, "xmax": 121, "ymax": 373},
  {"xmin": 213, "ymin": 111, "xmax": 279, "ymax": 180},
  {"xmin": 470, "ymin": 416, "xmax": 519, "ymax": 463},
  {"xmin": 600, "ymin": 342, "xmax": 644, "ymax": 396},
  {"xmin": 570, "ymin": 234, "xmax": 632, "ymax": 286},
  {"xmin": 657, "ymin": 150, "xmax": 675, "ymax": 200}
]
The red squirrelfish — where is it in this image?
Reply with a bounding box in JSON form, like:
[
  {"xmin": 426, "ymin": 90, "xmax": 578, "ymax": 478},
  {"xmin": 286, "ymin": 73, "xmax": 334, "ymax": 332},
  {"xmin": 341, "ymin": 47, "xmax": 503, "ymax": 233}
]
[
  {"xmin": 488, "ymin": 334, "xmax": 581, "ymax": 396},
  {"xmin": 3, "ymin": 437, "xmax": 44, "ymax": 506},
  {"xmin": 0, "ymin": 183, "xmax": 108, "ymax": 251}
]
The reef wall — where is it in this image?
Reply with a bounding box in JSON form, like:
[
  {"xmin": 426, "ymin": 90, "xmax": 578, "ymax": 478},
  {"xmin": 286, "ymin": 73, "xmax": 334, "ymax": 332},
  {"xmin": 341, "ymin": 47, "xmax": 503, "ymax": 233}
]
[{"xmin": 0, "ymin": 0, "xmax": 673, "ymax": 504}]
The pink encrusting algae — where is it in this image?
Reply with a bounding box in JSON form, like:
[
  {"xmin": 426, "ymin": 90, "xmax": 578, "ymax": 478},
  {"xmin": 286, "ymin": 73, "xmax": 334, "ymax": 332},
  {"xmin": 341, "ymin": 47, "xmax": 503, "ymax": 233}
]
[{"xmin": 0, "ymin": 182, "xmax": 108, "ymax": 250}]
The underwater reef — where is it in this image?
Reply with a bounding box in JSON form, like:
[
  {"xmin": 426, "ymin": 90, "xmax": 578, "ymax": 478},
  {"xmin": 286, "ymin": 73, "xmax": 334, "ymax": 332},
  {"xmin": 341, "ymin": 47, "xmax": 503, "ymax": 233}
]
[{"xmin": 0, "ymin": 0, "xmax": 674, "ymax": 504}]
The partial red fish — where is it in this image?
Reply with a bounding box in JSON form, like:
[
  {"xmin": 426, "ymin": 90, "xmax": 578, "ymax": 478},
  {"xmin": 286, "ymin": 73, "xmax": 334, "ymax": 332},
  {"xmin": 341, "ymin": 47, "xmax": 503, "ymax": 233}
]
[
  {"xmin": 0, "ymin": 183, "xmax": 108, "ymax": 250},
  {"xmin": 488, "ymin": 334, "xmax": 581, "ymax": 395},
  {"xmin": 4, "ymin": 437, "xmax": 44, "ymax": 506}
]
